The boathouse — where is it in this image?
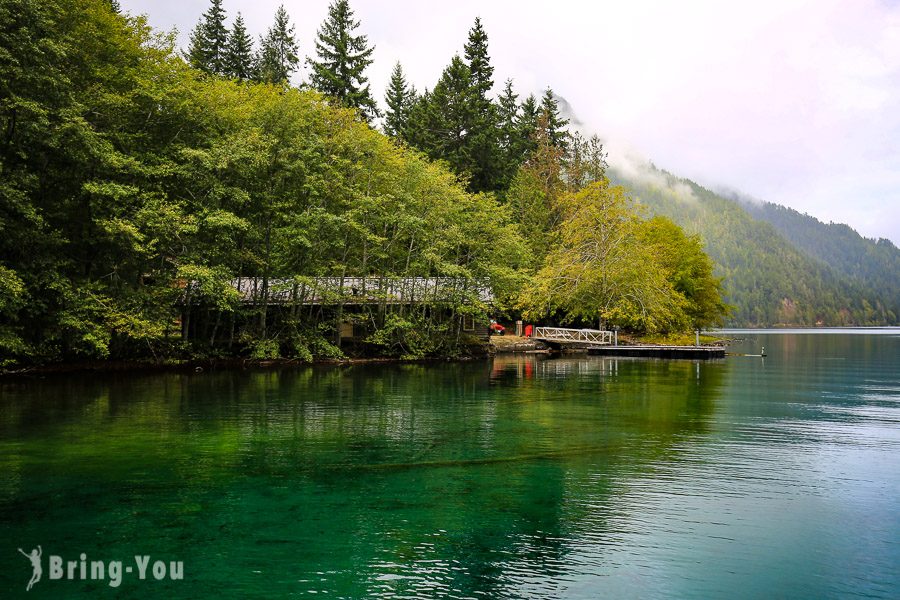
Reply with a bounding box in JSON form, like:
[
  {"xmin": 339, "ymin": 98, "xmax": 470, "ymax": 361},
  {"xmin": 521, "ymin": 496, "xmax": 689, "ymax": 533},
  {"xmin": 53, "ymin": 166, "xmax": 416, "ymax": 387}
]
[{"xmin": 180, "ymin": 276, "xmax": 495, "ymax": 344}]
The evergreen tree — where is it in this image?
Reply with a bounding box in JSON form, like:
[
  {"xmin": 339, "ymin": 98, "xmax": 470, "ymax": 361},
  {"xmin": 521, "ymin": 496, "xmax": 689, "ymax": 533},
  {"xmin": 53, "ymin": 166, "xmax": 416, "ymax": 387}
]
[
  {"xmin": 383, "ymin": 62, "xmax": 415, "ymax": 139},
  {"xmin": 413, "ymin": 56, "xmax": 477, "ymax": 179},
  {"xmin": 404, "ymin": 89, "xmax": 431, "ymax": 149},
  {"xmin": 517, "ymin": 94, "xmax": 539, "ymax": 157},
  {"xmin": 309, "ymin": 0, "xmax": 378, "ymax": 121},
  {"xmin": 224, "ymin": 13, "xmax": 255, "ymax": 80},
  {"xmin": 257, "ymin": 5, "xmax": 300, "ymax": 85},
  {"xmin": 496, "ymin": 79, "xmax": 521, "ymax": 189},
  {"xmin": 461, "ymin": 17, "xmax": 500, "ymax": 192},
  {"xmin": 497, "ymin": 80, "xmax": 519, "ymax": 143},
  {"xmin": 186, "ymin": 23, "xmax": 207, "ymax": 72},
  {"xmin": 404, "ymin": 19, "xmax": 502, "ymax": 192},
  {"xmin": 186, "ymin": 0, "xmax": 228, "ymax": 75},
  {"xmin": 464, "ymin": 17, "xmax": 493, "ymax": 97},
  {"xmin": 539, "ymin": 88, "xmax": 570, "ymax": 150}
]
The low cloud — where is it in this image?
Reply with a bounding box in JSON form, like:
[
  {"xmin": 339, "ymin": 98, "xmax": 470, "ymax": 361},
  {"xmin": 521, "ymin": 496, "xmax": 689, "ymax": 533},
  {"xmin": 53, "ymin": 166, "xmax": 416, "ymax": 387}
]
[{"xmin": 606, "ymin": 143, "xmax": 698, "ymax": 205}]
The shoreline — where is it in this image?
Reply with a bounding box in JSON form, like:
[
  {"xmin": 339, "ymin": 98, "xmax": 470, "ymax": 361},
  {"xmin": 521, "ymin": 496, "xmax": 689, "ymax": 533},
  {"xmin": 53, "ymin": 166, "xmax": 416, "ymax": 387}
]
[
  {"xmin": 0, "ymin": 334, "xmax": 739, "ymax": 378},
  {"xmin": 26, "ymin": 330, "xmax": 895, "ymax": 377},
  {"xmin": 0, "ymin": 355, "xmax": 489, "ymax": 379}
]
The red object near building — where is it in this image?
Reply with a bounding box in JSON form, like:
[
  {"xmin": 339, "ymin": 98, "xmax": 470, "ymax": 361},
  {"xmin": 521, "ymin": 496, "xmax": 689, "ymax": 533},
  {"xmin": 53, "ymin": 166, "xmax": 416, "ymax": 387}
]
[{"xmin": 524, "ymin": 324, "xmax": 533, "ymax": 338}]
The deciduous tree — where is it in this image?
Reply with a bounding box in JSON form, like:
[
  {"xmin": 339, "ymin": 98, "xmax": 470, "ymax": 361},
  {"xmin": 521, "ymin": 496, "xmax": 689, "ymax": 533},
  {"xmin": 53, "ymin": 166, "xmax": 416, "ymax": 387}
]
[{"xmin": 521, "ymin": 180, "xmax": 691, "ymax": 333}]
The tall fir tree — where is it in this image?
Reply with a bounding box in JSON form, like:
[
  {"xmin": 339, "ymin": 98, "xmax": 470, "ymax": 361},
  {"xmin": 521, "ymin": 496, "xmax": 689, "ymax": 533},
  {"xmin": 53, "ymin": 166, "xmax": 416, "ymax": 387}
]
[
  {"xmin": 186, "ymin": 0, "xmax": 228, "ymax": 75},
  {"xmin": 403, "ymin": 89, "xmax": 431, "ymax": 149},
  {"xmin": 497, "ymin": 80, "xmax": 519, "ymax": 151},
  {"xmin": 383, "ymin": 62, "xmax": 415, "ymax": 140},
  {"xmin": 517, "ymin": 93, "xmax": 539, "ymax": 157},
  {"xmin": 461, "ymin": 17, "xmax": 500, "ymax": 192},
  {"xmin": 464, "ymin": 17, "xmax": 493, "ymax": 97},
  {"xmin": 308, "ymin": 0, "xmax": 378, "ymax": 121},
  {"xmin": 539, "ymin": 88, "xmax": 570, "ymax": 150},
  {"xmin": 413, "ymin": 56, "xmax": 477, "ymax": 180},
  {"xmin": 257, "ymin": 5, "xmax": 299, "ymax": 85},
  {"xmin": 224, "ymin": 13, "xmax": 255, "ymax": 80},
  {"xmin": 496, "ymin": 79, "xmax": 521, "ymax": 190}
]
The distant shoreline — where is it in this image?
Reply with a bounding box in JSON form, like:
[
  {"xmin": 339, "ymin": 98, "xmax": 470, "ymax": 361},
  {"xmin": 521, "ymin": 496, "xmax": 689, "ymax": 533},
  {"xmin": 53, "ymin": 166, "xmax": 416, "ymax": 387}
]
[{"xmin": 711, "ymin": 327, "xmax": 900, "ymax": 334}]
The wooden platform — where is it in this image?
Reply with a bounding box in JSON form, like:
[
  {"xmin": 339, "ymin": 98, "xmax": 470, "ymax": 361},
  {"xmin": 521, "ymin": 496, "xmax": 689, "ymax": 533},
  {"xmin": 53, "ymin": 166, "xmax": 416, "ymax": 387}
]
[{"xmin": 587, "ymin": 345, "xmax": 725, "ymax": 359}]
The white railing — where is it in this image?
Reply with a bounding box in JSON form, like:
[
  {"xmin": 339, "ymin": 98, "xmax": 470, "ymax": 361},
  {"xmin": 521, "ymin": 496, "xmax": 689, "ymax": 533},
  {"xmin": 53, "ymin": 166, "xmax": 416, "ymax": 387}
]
[{"xmin": 533, "ymin": 327, "xmax": 613, "ymax": 345}]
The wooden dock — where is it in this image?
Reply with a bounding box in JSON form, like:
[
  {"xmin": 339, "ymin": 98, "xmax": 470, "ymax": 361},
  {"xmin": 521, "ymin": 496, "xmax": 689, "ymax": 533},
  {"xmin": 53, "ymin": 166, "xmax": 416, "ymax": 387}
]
[
  {"xmin": 587, "ymin": 345, "xmax": 725, "ymax": 359},
  {"xmin": 529, "ymin": 327, "xmax": 726, "ymax": 359}
]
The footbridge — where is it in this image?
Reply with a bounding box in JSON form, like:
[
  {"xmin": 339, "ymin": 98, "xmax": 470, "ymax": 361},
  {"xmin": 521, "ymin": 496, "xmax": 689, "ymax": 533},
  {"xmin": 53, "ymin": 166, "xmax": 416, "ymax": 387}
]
[{"xmin": 532, "ymin": 327, "xmax": 613, "ymax": 349}]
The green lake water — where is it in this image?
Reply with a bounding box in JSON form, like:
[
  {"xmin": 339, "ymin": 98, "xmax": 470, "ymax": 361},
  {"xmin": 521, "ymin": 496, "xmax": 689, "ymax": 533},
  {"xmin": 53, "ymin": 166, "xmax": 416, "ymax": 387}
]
[{"xmin": 1, "ymin": 331, "xmax": 899, "ymax": 598}]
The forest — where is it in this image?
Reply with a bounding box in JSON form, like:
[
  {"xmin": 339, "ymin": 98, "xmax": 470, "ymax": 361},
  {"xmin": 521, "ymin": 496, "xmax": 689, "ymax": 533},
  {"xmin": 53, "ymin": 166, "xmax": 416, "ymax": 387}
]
[
  {"xmin": 6, "ymin": 0, "xmax": 889, "ymax": 368},
  {"xmin": 610, "ymin": 164, "xmax": 899, "ymax": 327}
]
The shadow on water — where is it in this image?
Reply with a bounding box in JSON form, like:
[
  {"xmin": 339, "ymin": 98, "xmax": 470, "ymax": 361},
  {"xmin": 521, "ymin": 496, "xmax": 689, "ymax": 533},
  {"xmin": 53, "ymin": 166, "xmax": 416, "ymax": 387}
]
[{"xmin": 0, "ymin": 355, "xmax": 728, "ymax": 598}]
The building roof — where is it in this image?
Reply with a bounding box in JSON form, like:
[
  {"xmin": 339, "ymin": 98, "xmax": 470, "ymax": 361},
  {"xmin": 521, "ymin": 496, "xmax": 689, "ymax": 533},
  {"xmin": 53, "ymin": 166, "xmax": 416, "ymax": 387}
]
[{"xmin": 221, "ymin": 277, "xmax": 494, "ymax": 305}]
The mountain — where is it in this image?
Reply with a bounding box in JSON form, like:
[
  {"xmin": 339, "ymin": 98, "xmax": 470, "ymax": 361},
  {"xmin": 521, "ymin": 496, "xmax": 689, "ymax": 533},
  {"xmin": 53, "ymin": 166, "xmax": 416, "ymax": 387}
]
[
  {"xmin": 738, "ymin": 199, "xmax": 900, "ymax": 316},
  {"xmin": 608, "ymin": 162, "xmax": 899, "ymax": 327}
]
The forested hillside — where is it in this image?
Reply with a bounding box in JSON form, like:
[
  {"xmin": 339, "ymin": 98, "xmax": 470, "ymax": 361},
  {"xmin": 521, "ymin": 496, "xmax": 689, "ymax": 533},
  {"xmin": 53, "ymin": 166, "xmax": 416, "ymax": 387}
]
[
  {"xmin": 741, "ymin": 200, "xmax": 900, "ymax": 318},
  {"xmin": 609, "ymin": 164, "xmax": 899, "ymax": 326}
]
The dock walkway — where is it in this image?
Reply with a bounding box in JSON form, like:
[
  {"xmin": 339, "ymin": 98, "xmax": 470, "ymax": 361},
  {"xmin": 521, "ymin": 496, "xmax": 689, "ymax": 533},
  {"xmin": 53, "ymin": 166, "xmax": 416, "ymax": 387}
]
[{"xmin": 587, "ymin": 345, "xmax": 725, "ymax": 359}]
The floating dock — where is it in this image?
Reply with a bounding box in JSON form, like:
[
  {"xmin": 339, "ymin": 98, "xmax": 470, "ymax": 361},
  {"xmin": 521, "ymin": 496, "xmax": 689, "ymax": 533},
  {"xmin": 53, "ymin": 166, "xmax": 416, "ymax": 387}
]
[{"xmin": 586, "ymin": 345, "xmax": 726, "ymax": 359}]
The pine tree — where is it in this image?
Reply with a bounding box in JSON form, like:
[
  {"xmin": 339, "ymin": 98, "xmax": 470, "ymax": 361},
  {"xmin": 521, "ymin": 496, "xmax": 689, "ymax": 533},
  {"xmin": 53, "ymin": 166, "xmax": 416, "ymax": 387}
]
[
  {"xmin": 415, "ymin": 56, "xmax": 477, "ymax": 178},
  {"xmin": 464, "ymin": 17, "xmax": 493, "ymax": 98},
  {"xmin": 517, "ymin": 94, "xmax": 539, "ymax": 157},
  {"xmin": 539, "ymin": 88, "xmax": 570, "ymax": 150},
  {"xmin": 224, "ymin": 13, "xmax": 255, "ymax": 80},
  {"xmin": 257, "ymin": 5, "xmax": 299, "ymax": 85},
  {"xmin": 461, "ymin": 17, "xmax": 500, "ymax": 192},
  {"xmin": 497, "ymin": 80, "xmax": 519, "ymax": 150},
  {"xmin": 309, "ymin": 0, "xmax": 378, "ymax": 121},
  {"xmin": 383, "ymin": 62, "xmax": 415, "ymax": 140},
  {"xmin": 186, "ymin": 22, "xmax": 207, "ymax": 73},
  {"xmin": 496, "ymin": 79, "xmax": 521, "ymax": 189},
  {"xmin": 186, "ymin": 0, "xmax": 228, "ymax": 75},
  {"xmin": 404, "ymin": 89, "xmax": 431, "ymax": 149}
]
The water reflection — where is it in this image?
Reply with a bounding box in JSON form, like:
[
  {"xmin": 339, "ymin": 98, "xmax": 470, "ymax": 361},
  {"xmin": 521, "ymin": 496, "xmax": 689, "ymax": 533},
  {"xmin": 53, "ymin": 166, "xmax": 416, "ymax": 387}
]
[{"xmin": 1, "ymin": 336, "xmax": 898, "ymax": 598}]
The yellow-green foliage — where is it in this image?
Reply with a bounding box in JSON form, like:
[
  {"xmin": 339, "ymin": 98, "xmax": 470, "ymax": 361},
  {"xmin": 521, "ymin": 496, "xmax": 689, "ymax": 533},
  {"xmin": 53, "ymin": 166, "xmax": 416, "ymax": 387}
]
[{"xmin": 520, "ymin": 178, "xmax": 727, "ymax": 333}]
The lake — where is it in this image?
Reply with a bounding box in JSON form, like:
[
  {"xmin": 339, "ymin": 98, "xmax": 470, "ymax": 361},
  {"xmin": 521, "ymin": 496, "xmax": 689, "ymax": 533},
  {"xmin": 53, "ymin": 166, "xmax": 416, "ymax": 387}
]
[{"xmin": 1, "ymin": 331, "xmax": 898, "ymax": 598}]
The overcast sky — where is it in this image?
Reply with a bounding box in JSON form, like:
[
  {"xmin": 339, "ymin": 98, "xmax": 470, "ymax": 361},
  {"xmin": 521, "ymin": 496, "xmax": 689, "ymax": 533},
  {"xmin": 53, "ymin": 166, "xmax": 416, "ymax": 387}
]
[{"xmin": 120, "ymin": 0, "xmax": 900, "ymax": 244}]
